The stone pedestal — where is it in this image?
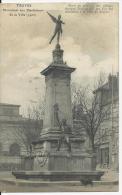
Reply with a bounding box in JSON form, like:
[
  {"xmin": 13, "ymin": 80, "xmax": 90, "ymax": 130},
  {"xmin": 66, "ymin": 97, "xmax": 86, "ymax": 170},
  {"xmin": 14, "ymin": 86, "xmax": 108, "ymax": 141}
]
[
  {"xmin": 12, "ymin": 44, "xmax": 104, "ymax": 181},
  {"xmin": 31, "ymin": 44, "xmax": 98, "ymax": 176},
  {"xmin": 41, "ymin": 44, "xmax": 75, "ymax": 138}
]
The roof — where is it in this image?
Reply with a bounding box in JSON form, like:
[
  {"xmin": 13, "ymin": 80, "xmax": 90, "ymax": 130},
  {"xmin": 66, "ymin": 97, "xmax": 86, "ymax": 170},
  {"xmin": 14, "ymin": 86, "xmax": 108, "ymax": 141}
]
[
  {"xmin": 93, "ymin": 83, "xmax": 109, "ymax": 93},
  {"xmin": 93, "ymin": 74, "xmax": 119, "ymax": 94},
  {"xmin": 0, "ymin": 103, "xmax": 20, "ymax": 107}
]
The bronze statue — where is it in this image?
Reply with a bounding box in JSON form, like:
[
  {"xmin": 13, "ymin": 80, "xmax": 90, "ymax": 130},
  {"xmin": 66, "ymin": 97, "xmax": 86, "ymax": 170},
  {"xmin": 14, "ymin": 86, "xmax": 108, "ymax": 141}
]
[
  {"xmin": 47, "ymin": 12, "xmax": 65, "ymax": 44},
  {"xmin": 53, "ymin": 103, "xmax": 72, "ymax": 152}
]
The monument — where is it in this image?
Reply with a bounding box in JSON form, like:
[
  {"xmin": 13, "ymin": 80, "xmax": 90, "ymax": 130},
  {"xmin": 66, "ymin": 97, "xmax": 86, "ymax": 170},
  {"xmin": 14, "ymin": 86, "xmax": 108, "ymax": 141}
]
[{"xmin": 13, "ymin": 13, "xmax": 104, "ymax": 182}]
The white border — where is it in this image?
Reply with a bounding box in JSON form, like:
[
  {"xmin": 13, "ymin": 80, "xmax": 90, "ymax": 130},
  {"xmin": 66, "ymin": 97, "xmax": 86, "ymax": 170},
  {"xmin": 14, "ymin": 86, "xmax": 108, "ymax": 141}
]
[
  {"xmin": 118, "ymin": 0, "xmax": 122, "ymax": 194},
  {"xmin": 1, "ymin": 0, "xmax": 121, "ymax": 3},
  {"xmin": 1, "ymin": 0, "xmax": 122, "ymax": 195}
]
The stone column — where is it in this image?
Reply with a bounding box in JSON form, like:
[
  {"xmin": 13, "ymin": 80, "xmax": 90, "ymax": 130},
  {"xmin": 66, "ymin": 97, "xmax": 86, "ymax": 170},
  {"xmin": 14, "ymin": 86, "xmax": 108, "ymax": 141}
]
[{"xmin": 41, "ymin": 44, "xmax": 75, "ymax": 137}]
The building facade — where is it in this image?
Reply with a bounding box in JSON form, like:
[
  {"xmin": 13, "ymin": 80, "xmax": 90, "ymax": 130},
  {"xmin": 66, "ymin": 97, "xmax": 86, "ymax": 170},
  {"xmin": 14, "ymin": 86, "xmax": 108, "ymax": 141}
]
[
  {"xmin": 0, "ymin": 103, "xmax": 24, "ymax": 156},
  {"xmin": 94, "ymin": 73, "xmax": 119, "ymax": 171},
  {"xmin": 0, "ymin": 103, "xmax": 43, "ymax": 170}
]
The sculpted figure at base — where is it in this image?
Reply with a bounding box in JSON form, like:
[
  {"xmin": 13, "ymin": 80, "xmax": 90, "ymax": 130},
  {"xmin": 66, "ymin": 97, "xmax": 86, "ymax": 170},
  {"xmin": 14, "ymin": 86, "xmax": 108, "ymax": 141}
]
[{"xmin": 53, "ymin": 103, "xmax": 72, "ymax": 152}]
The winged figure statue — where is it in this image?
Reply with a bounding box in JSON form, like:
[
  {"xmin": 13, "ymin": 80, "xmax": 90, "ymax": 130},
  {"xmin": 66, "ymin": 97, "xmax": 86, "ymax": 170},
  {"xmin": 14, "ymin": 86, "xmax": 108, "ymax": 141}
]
[{"xmin": 47, "ymin": 12, "xmax": 65, "ymax": 44}]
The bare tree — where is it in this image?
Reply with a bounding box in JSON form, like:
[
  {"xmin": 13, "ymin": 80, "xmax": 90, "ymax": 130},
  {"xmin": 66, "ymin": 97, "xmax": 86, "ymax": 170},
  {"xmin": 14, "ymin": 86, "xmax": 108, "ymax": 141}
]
[
  {"xmin": 72, "ymin": 73, "xmax": 107, "ymax": 152},
  {"xmin": 15, "ymin": 103, "xmax": 44, "ymax": 156}
]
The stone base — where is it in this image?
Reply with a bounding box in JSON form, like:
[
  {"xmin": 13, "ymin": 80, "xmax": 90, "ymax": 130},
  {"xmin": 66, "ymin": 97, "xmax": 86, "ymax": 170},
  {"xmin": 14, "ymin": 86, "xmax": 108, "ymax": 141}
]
[
  {"xmin": 12, "ymin": 171, "xmax": 104, "ymax": 181},
  {"xmin": 33, "ymin": 152, "xmax": 96, "ymax": 172},
  {"xmin": 17, "ymin": 132, "xmax": 102, "ymax": 182},
  {"xmin": 32, "ymin": 135, "xmax": 95, "ymax": 172}
]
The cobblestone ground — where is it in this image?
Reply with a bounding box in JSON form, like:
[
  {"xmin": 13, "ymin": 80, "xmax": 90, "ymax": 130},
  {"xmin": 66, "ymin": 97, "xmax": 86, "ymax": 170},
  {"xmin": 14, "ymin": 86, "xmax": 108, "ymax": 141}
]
[{"xmin": 0, "ymin": 182, "xmax": 118, "ymax": 192}]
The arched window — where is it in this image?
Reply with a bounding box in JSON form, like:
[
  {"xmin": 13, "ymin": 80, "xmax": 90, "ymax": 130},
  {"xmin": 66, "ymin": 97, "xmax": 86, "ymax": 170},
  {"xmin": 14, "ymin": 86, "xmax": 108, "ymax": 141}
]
[{"xmin": 9, "ymin": 143, "xmax": 20, "ymax": 156}]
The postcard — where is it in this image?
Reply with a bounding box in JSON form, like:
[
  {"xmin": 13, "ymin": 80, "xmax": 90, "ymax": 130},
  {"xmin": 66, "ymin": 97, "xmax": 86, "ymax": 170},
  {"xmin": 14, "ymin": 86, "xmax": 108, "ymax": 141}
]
[{"xmin": 0, "ymin": 1, "xmax": 119, "ymax": 192}]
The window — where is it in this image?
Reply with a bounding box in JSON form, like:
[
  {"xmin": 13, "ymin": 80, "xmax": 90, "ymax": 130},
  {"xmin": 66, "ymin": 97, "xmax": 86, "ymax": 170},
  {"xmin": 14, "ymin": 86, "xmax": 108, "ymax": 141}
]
[
  {"xmin": 100, "ymin": 147, "xmax": 109, "ymax": 167},
  {"xmin": 0, "ymin": 143, "xmax": 2, "ymax": 154},
  {"xmin": 9, "ymin": 143, "xmax": 20, "ymax": 156},
  {"xmin": 101, "ymin": 128, "xmax": 108, "ymax": 142},
  {"xmin": 105, "ymin": 109, "xmax": 111, "ymax": 120}
]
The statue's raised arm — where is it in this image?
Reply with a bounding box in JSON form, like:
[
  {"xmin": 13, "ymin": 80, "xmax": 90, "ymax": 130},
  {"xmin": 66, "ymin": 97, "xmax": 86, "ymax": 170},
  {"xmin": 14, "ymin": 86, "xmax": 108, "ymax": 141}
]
[
  {"xmin": 47, "ymin": 12, "xmax": 57, "ymax": 23},
  {"xmin": 47, "ymin": 12, "xmax": 65, "ymax": 44}
]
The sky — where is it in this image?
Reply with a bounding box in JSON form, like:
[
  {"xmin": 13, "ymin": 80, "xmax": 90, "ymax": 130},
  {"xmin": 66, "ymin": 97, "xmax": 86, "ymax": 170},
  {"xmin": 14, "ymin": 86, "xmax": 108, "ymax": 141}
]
[{"xmin": 0, "ymin": 3, "xmax": 119, "ymax": 114}]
